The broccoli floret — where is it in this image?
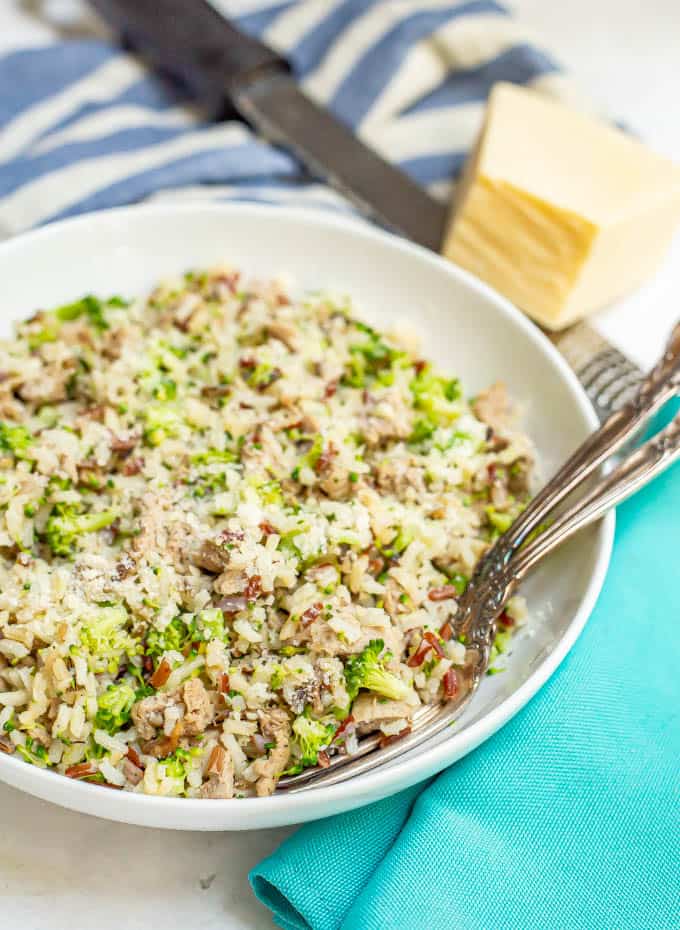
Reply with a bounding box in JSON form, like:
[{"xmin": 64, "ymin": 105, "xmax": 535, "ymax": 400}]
[
  {"xmin": 79, "ymin": 606, "xmax": 139, "ymax": 674},
  {"xmin": 145, "ymin": 616, "xmax": 192, "ymax": 657},
  {"xmin": 95, "ymin": 682, "xmax": 136, "ymax": 733},
  {"xmin": 0, "ymin": 422, "xmax": 34, "ymax": 460},
  {"xmin": 54, "ymin": 294, "xmax": 128, "ymax": 331},
  {"xmin": 344, "ymin": 639, "xmax": 414, "ymax": 703},
  {"xmin": 190, "ymin": 449, "xmax": 236, "ymax": 466},
  {"xmin": 16, "ymin": 736, "xmax": 51, "ymax": 768},
  {"xmin": 409, "ymin": 364, "xmax": 461, "ymax": 425},
  {"xmin": 378, "ymin": 528, "xmax": 414, "ymax": 559},
  {"xmin": 485, "ymin": 506, "xmax": 513, "ymax": 535},
  {"xmin": 43, "ymin": 502, "xmax": 117, "ymax": 557},
  {"xmin": 269, "ymin": 665, "xmax": 286, "ymax": 690},
  {"xmin": 152, "ymin": 377, "xmax": 177, "ymax": 401},
  {"xmin": 292, "ymin": 715, "xmax": 336, "ymax": 768},
  {"xmin": 160, "ymin": 746, "xmax": 203, "ymax": 781},
  {"xmin": 145, "ymin": 610, "xmax": 226, "ymax": 657},
  {"xmin": 195, "ymin": 608, "xmax": 226, "ymax": 643},
  {"xmin": 249, "ymin": 476, "xmax": 283, "ymax": 506},
  {"xmin": 246, "ymin": 362, "xmax": 281, "ymax": 390},
  {"xmin": 28, "ymin": 324, "xmax": 59, "ymax": 350},
  {"xmin": 408, "ymin": 417, "xmax": 437, "ymax": 446},
  {"xmin": 143, "ymin": 403, "xmax": 183, "ymax": 446},
  {"xmin": 343, "ymin": 326, "xmax": 405, "ymax": 388}
]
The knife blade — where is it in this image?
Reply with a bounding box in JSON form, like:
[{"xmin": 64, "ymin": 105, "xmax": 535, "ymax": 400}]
[{"xmin": 89, "ymin": 0, "xmax": 644, "ymax": 419}]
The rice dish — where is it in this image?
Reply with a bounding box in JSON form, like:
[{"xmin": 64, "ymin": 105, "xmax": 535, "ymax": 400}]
[{"xmin": 0, "ymin": 266, "xmax": 534, "ymax": 798}]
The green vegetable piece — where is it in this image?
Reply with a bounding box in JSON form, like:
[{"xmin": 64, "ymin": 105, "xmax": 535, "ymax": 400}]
[
  {"xmin": 379, "ymin": 528, "xmax": 414, "ymax": 559},
  {"xmin": 95, "ymin": 682, "xmax": 136, "ymax": 733},
  {"xmin": 293, "ymin": 434, "xmax": 324, "ymax": 476},
  {"xmin": 0, "ymin": 422, "xmax": 34, "ymax": 460},
  {"xmin": 269, "ymin": 666, "xmax": 286, "ymax": 690},
  {"xmin": 145, "ymin": 616, "xmax": 192, "ymax": 657},
  {"xmin": 143, "ymin": 403, "xmax": 183, "ymax": 446},
  {"xmin": 28, "ymin": 324, "xmax": 59, "ymax": 350},
  {"xmin": 54, "ymin": 294, "xmax": 128, "ymax": 331},
  {"xmin": 408, "ymin": 417, "xmax": 437, "ymax": 446},
  {"xmin": 344, "ymin": 639, "xmax": 413, "ymax": 703},
  {"xmin": 409, "ymin": 364, "xmax": 461, "ymax": 425},
  {"xmin": 485, "ymin": 506, "xmax": 513, "ymax": 534},
  {"xmin": 16, "ymin": 736, "xmax": 51, "ymax": 768},
  {"xmin": 79, "ymin": 606, "xmax": 139, "ymax": 675},
  {"xmin": 196, "ymin": 608, "xmax": 226, "ymax": 643},
  {"xmin": 292, "ymin": 715, "xmax": 336, "ymax": 768},
  {"xmin": 44, "ymin": 503, "xmax": 117, "ymax": 557},
  {"xmin": 153, "ymin": 378, "xmax": 177, "ymax": 401},
  {"xmin": 190, "ymin": 449, "xmax": 236, "ymax": 466},
  {"xmin": 448, "ymin": 572, "xmax": 469, "ymax": 595}
]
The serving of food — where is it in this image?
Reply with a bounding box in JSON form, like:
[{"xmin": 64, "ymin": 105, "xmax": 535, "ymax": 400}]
[
  {"xmin": 0, "ymin": 203, "xmax": 611, "ymax": 828},
  {"xmin": 0, "ymin": 261, "xmax": 538, "ymax": 799}
]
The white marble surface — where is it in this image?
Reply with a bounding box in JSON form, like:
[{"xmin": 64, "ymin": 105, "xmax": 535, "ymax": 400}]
[{"xmin": 1, "ymin": 2, "xmax": 679, "ymax": 928}]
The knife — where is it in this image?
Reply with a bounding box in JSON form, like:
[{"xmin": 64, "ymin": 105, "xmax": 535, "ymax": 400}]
[{"xmin": 89, "ymin": 0, "xmax": 644, "ymax": 421}]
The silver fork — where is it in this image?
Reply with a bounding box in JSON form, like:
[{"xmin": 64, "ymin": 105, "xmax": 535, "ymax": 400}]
[{"xmin": 278, "ymin": 321, "xmax": 680, "ymax": 792}]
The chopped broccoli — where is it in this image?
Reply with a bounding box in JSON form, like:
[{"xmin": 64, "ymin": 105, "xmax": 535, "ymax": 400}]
[
  {"xmin": 246, "ymin": 362, "xmax": 280, "ymax": 389},
  {"xmin": 378, "ymin": 528, "xmax": 414, "ymax": 559},
  {"xmin": 342, "ymin": 325, "xmax": 405, "ymax": 388},
  {"xmin": 448, "ymin": 572, "xmax": 469, "ymax": 595},
  {"xmin": 344, "ymin": 639, "xmax": 414, "ymax": 703},
  {"xmin": 152, "ymin": 377, "xmax": 177, "ymax": 401},
  {"xmin": 145, "ymin": 616, "xmax": 192, "ymax": 657},
  {"xmin": 485, "ymin": 506, "xmax": 513, "ymax": 535},
  {"xmin": 95, "ymin": 682, "xmax": 136, "ymax": 733},
  {"xmin": 408, "ymin": 417, "xmax": 437, "ymax": 446},
  {"xmin": 292, "ymin": 715, "xmax": 336, "ymax": 768},
  {"xmin": 0, "ymin": 422, "xmax": 34, "ymax": 460},
  {"xmin": 145, "ymin": 610, "xmax": 226, "ymax": 657},
  {"xmin": 16, "ymin": 736, "xmax": 51, "ymax": 768},
  {"xmin": 54, "ymin": 294, "xmax": 128, "ymax": 331},
  {"xmin": 79, "ymin": 606, "xmax": 139, "ymax": 674},
  {"xmin": 43, "ymin": 502, "xmax": 117, "ymax": 557},
  {"xmin": 28, "ymin": 323, "xmax": 59, "ymax": 350},
  {"xmin": 269, "ymin": 665, "xmax": 286, "ymax": 690},
  {"xmin": 190, "ymin": 449, "xmax": 236, "ymax": 466},
  {"xmin": 249, "ymin": 477, "xmax": 283, "ymax": 506},
  {"xmin": 143, "ymin": 403, "xmax": 183, "ymax": 446},
  {"xmin": 409, "ymin": 364, "xmax": 461, "ymax": 425},
  {"xmin": 160, "ymin": 746, "xmax": 203, "ymax": 781},
  {"xmin": 195, "ymin": 608, "xmax": 226, "ymax": 643},
  {"xmin": 292, "ymin": 434, "xmax": 324, "ymax": 477}
]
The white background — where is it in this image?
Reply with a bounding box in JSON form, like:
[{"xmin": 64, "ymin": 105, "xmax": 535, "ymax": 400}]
[{"xmin": 1, "ymin": 2, "xmax": 679, "ymax": 928}]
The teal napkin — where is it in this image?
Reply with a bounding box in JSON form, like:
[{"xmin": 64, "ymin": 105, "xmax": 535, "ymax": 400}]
[{"xmin": 251, "ymin": 401, "xmax": 680, "ymax": 930}]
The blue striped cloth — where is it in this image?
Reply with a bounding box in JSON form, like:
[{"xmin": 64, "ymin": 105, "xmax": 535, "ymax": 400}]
[{"xmin": 0, "ymin": 0, "xmax": 582, "ymax": 238}]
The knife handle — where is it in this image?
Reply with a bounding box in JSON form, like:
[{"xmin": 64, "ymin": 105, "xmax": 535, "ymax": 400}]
[{"xmin": 90, "ymin": 0, "xmax": 288, "ymax": 112}]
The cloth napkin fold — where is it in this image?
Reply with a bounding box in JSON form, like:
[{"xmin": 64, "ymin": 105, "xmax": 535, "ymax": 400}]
[
  {"xmin": 251, "ymin": 407, "xmax": 680, "ymax": 930},
  {"xmin": 1, "ymin": 4, "xmax": 678, "ymax": 930}
]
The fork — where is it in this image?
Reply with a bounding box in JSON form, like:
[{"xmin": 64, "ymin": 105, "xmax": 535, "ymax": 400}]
[{"xmin": 278, "ymin": 322, "xmax": 680, "ymax": 792}]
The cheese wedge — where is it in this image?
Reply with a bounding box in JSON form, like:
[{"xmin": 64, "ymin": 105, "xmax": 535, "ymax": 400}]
[{"xmin": 442, "ymin": 82, "xmax": 680, "ymax": 330}]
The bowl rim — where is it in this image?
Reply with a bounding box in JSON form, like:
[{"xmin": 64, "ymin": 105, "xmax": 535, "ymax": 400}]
[{"xmin": 0, "ymin": 202, "xmax": 614, "ymax": 829}]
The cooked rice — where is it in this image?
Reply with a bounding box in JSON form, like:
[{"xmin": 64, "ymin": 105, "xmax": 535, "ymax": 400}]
[{"xmin": 0, "ymin": 266, "xmax": 534, "ymax": 797}]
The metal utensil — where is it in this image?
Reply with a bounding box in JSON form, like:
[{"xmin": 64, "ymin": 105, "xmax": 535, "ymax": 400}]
[
  {"xmin": 279, "ymin": 321, "xmax": 680, "ymax": 791},
  {"xmin": 89, "ymin": 0, "xmax": 648, "ymax": 422}
]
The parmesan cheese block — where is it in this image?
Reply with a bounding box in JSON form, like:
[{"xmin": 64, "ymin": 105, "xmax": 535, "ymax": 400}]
[{"xmin": 442, "ymin": 82, "xmax": 680, "ymax": 330}]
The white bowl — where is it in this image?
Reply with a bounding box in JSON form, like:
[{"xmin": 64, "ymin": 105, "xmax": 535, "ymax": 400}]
[{"xmin": 0, "ymin": 203, "xmax": 613, "ymax": 830}]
